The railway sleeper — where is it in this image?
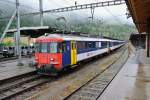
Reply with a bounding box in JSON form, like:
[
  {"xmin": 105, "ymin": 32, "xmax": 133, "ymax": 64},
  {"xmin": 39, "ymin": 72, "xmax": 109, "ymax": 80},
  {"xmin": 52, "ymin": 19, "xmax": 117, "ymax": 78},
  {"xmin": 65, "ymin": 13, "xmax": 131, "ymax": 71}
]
[
  {"xmin": 81, "ymin": 88, "xmax": 103, "ymax": 93},
  {"xmin": 0, "ymin": 78, "xmax": 49, "ymax": 100},
  {"xmin": 74, "ymin": 91, "xmax": 99, "ymax": 99},
  {"xmin": 69, "ymin": 95, "xmax": 94, "ymax": 100}
]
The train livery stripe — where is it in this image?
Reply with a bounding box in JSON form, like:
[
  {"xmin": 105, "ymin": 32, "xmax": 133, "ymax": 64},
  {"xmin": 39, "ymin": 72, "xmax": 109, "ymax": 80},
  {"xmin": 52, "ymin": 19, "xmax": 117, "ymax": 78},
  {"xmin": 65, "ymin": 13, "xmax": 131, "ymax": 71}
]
[{"xmin": 77, "ymin": 44, "xmax": 123, "ymax": 62}]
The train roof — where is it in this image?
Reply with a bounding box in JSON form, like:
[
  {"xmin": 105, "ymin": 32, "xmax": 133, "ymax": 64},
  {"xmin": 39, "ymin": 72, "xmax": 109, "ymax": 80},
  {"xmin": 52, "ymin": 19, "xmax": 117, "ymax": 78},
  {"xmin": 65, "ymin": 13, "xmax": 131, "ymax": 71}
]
[{"xmin": 37, "ymin": 34, "xmax": 123, "ymax": 42}]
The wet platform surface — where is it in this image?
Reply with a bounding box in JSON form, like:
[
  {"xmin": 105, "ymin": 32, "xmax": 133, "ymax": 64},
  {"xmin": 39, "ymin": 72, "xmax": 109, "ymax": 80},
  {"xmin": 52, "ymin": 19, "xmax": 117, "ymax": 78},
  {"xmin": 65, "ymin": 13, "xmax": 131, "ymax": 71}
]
[
  {"xmin": 0, "ymin": 58, "xmax": 35, "ymax": 81},
  {"xmin": 98, "ymin": 49, "xmax": 150, "ymax": 100}
]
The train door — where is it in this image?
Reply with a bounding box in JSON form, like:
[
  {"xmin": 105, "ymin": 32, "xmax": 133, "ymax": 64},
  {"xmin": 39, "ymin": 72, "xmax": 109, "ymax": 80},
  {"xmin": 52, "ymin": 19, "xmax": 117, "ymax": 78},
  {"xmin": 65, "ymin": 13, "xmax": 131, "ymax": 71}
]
[
  {"xmin": 71, "ymin": 41, "xmax": 77, "ymax": 65},
  {"xmin": 62, "ymin": 41, "xmax": 71, "ymax": 67}
]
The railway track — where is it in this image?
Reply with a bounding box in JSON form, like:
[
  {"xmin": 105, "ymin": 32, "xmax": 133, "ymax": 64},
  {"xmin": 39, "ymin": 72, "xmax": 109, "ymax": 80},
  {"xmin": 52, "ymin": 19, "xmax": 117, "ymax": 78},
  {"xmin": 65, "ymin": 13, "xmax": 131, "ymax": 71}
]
[
  {"xmin": 0, "ymin": 45, "xmax": 127, "ymax": 100},
  {"xmin": 64, "ymin": 47, "xmax": 129, "ymax": 100},
  {"xmin": 0, "ymin": 57, "xmax": 18, "ymax": 62},
  {"xmin": 0, "ymin": 55, "xmax": 32, "ymax": 62},
  {"xmin": 0, "ymin": 72, "xmax": 50, "ymax": 100}
]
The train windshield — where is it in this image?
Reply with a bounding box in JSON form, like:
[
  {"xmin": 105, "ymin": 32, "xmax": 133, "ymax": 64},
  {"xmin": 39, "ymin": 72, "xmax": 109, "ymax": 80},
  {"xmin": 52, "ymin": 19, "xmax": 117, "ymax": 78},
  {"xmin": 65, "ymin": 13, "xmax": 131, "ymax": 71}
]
[
  {"xmin": 41, "ymin": 43, "xmax": 48, "ymax": 53},
  {"xmin": 36, "ymin": 42, "xmax": 62, "ymax": 53},
  {"xmin": 49, "ymin": 43, "xmax": 58, "ymax": 53}
]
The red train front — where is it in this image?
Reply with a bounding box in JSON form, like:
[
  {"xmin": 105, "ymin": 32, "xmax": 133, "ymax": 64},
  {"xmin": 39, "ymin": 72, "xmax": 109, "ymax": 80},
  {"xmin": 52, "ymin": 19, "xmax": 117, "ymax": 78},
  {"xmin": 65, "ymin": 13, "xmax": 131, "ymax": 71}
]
[{"xmin": 35, "ymin": 36, "xmax": 63, "ymax": 75}]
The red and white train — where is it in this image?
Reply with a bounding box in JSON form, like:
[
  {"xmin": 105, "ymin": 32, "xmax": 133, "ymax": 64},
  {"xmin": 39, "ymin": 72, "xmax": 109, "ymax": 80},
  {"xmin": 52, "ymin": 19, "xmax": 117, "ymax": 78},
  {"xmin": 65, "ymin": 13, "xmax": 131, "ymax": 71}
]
[{"xmin": 34, "ymin": 34, "xmax": 125, "ymax": 75}]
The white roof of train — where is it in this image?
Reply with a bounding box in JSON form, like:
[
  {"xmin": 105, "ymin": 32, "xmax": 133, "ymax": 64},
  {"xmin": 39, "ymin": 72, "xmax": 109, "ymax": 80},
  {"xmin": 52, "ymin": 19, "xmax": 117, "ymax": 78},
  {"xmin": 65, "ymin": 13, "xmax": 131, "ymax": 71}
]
[{"xmin": 45, "ymin": 34, "xmax": 122, "ymax": 42}]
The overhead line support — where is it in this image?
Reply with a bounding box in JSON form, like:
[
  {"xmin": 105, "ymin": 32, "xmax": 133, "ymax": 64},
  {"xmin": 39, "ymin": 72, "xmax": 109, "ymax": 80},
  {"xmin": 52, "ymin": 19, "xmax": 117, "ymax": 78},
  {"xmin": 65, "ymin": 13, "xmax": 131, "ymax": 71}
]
[
  {"xmin": 43, "ymin": 0, "xmax": 125, "ymax": 13},
  {"xmin": 0, "ymin": 0, "xmax": 125, "ymax": 20},
  {"xmin": 39, "ymin": 0, "xmax": 43, "ymax": 26}
]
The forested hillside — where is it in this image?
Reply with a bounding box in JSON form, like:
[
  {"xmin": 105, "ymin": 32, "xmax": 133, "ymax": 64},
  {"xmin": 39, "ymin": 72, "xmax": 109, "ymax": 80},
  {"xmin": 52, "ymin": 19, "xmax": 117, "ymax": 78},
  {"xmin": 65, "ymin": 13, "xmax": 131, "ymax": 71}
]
[
  {"xmin": 0, "ymin": 18, "xmax": 137, "ymax": 40},
  {"xmin": 0, "ymin": 0, "xmax": 137, "ymax": 41}
]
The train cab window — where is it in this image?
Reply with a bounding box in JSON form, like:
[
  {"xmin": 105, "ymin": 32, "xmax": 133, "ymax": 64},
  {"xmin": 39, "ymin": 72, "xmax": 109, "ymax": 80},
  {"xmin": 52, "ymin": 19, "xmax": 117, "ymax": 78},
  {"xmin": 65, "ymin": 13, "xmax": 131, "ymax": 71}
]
[
  {"xmin": 40, "ymin": 43, "xmax": 47, "ymax": 53},
  {"xmin": 35, "ymin": 43, "xmax": 40, "ymax": 52},
  {"xmin": 58, "ymin": 43, "xmax": 62, "ymax": 53},
  {"xmin": 49, "ymin": 43, "xmax": 58, "ymax": 53}
]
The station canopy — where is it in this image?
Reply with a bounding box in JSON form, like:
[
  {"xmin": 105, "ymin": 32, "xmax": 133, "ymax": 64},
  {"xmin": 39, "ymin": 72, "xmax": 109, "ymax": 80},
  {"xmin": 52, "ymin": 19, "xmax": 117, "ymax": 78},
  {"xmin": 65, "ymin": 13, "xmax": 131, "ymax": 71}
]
[
  {"xmin": 6, "ymin": 26, "xmax": 90, "ymax": 38},
  {"xmin": 126, "ymin": 0, "xmax": 150, "ymax": 33},
  {"xmin": 6, "ymin": 26, "xmax": 57, "ymax": 38}
]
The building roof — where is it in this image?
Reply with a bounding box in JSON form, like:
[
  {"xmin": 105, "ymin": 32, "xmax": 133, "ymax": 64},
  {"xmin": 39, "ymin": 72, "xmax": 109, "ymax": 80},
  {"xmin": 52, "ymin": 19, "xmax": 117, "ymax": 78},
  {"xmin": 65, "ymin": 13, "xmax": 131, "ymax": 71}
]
[
  {"xmin": 6, "ymin": 26, "xmax": 57, "ymax": 38},
  {"xmin": 126, "ymin": 0, "xmax": 150, "ymax": 33}
]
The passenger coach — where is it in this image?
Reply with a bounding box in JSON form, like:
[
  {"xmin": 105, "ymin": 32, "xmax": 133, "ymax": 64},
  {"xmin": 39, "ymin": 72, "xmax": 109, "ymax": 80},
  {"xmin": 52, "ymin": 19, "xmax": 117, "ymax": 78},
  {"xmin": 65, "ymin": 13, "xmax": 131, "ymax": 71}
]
[{"xmin": 34, "ymin": 34, "xmax": 124, "ymax": 75}]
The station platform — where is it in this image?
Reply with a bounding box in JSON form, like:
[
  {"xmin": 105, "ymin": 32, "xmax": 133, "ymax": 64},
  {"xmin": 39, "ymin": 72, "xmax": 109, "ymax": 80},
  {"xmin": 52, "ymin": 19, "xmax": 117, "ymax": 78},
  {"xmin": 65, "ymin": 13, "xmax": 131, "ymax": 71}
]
[
  {"xmin": 98, "ymin": 48, "xmax": 150, "ymax": 100},
  {"xmin": 0, "ymin": 58, "xmax": 35, "ymax": 81}
]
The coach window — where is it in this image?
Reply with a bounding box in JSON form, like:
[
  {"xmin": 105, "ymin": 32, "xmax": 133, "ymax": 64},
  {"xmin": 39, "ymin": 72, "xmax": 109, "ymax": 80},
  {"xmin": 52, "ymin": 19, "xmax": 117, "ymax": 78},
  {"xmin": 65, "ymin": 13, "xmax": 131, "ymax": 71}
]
[
  {"xmin": 77, "ymin": 41, "xmax": 82, "ymax": 50},
  {"xmin": 101, "ymin": 41, "xmax": 107, "ymax": 48},
  {"xmin": 99, "ymin": 42, "xmax": 101, "ymax": 48},
  {"xmin": 110, "ymin": 42, "xmax": 112, "ymax": 47},
  {"xmin": 93, "ymin": 42, "xmax": 96, "ymax": 48},
  {"xmin": 88, "ymin": 42, "xmax": 95, "ymax": 48},
  {"xmin": 96, "ymin": 42, "xmax": 99, "ymax": 48},
  {"xmin": 88, "ymin": 42, "xmax": 92, "ymax": 48},
  {"xmin": 85, "ymin": 42, "xmax": 88, "ymax": 48}
]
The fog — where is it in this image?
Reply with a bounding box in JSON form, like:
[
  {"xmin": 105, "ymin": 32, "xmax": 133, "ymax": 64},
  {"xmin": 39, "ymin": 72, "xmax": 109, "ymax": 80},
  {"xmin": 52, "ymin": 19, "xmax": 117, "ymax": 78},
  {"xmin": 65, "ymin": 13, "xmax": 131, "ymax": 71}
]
[{"xmin": 0, "ymin": 0, "xmax": 134, "ymax": 25}]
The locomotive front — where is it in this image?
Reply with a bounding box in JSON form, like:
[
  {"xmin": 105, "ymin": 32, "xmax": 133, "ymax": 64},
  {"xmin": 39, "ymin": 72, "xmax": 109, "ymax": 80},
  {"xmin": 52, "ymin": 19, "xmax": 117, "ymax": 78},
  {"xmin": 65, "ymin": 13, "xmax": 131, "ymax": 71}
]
[{"xmin": 35, "ymin": 37, "xmax": 63, "ymax": 75}]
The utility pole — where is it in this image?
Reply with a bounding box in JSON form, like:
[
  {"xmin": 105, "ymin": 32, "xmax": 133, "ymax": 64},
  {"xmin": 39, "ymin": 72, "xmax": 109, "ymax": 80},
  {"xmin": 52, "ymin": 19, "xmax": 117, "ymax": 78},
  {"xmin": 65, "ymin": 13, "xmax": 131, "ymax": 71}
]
[
  {"xmin": 16, "ymin": 0, "xmax": 23, "ymax": 66},
  {"xmin": 91, "ymin": 7, "xmax": 95, "ymax": 20},
  {"xmin": 39, "ymin": 0, "xmax": 43, "ymax": 26}
]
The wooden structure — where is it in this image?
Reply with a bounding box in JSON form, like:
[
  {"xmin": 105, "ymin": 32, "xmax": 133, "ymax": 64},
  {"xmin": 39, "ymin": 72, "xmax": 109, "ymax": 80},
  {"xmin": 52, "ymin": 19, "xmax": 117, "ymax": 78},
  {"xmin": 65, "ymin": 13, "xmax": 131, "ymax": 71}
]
[{"xmin": 126, "ymin": 0, "xmax": 150, "ymax": 57}]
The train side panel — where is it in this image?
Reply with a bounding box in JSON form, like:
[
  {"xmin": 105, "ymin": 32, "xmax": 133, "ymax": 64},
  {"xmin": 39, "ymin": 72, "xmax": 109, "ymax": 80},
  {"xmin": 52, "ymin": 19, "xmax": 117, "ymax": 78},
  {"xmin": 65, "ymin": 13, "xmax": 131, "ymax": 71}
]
[{"xmin": 77, "ymin": 48, "xmax": 108, "ymax": 62}]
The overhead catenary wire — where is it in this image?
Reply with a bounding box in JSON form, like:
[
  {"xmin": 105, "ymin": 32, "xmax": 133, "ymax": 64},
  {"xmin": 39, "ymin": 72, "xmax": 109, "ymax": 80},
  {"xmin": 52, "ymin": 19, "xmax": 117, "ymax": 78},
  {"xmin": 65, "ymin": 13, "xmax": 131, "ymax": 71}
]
[
  {"xmin": 0, "ymin": 0, "xmax": 38, "ymax": 21},
  {"xmin": 104, "ymin": 7, "xmax": 122, "ymax": 24},
  {"xmin": 0, "ymin": 0, "xmax": 38, "ymax": 11},
  {"xmin": 0, "ymin": 0, "xmax": 131, "ymax": 29},
  {"xmin": 0, "ymin": 0, "xmax": 126, "ymax": 20}
]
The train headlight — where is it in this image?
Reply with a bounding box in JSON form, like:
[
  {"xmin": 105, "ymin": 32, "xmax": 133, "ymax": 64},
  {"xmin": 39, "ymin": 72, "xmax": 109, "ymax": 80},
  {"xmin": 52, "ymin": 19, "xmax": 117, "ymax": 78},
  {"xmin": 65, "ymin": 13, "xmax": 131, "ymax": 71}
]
[
  {"xmin": 50, "ymin": 58, "xmax": 54, "ymax": 61},
  {"xmin": 35, "ymin": 57, "xmax": 38, "ymax": 61}
]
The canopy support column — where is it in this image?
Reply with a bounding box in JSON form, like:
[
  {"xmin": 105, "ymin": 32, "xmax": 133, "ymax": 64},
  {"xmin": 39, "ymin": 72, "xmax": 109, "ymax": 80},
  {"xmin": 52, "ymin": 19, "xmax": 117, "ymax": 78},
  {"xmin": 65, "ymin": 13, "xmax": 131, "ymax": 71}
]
[
  {"xmin": 147, "ymin": 19, "xmax": 150, "ymax": 57},
  {"xmin": 16, "ymin": 0, "xmax": 23, "ymax": 66}
]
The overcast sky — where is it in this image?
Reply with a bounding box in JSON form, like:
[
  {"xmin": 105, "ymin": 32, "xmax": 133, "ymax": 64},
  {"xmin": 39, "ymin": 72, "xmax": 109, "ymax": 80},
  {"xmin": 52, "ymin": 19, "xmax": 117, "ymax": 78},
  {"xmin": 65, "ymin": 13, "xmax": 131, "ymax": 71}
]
[{"xmin": 1, "ymin": 0, "xmax": 134, "ymax": 25}]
